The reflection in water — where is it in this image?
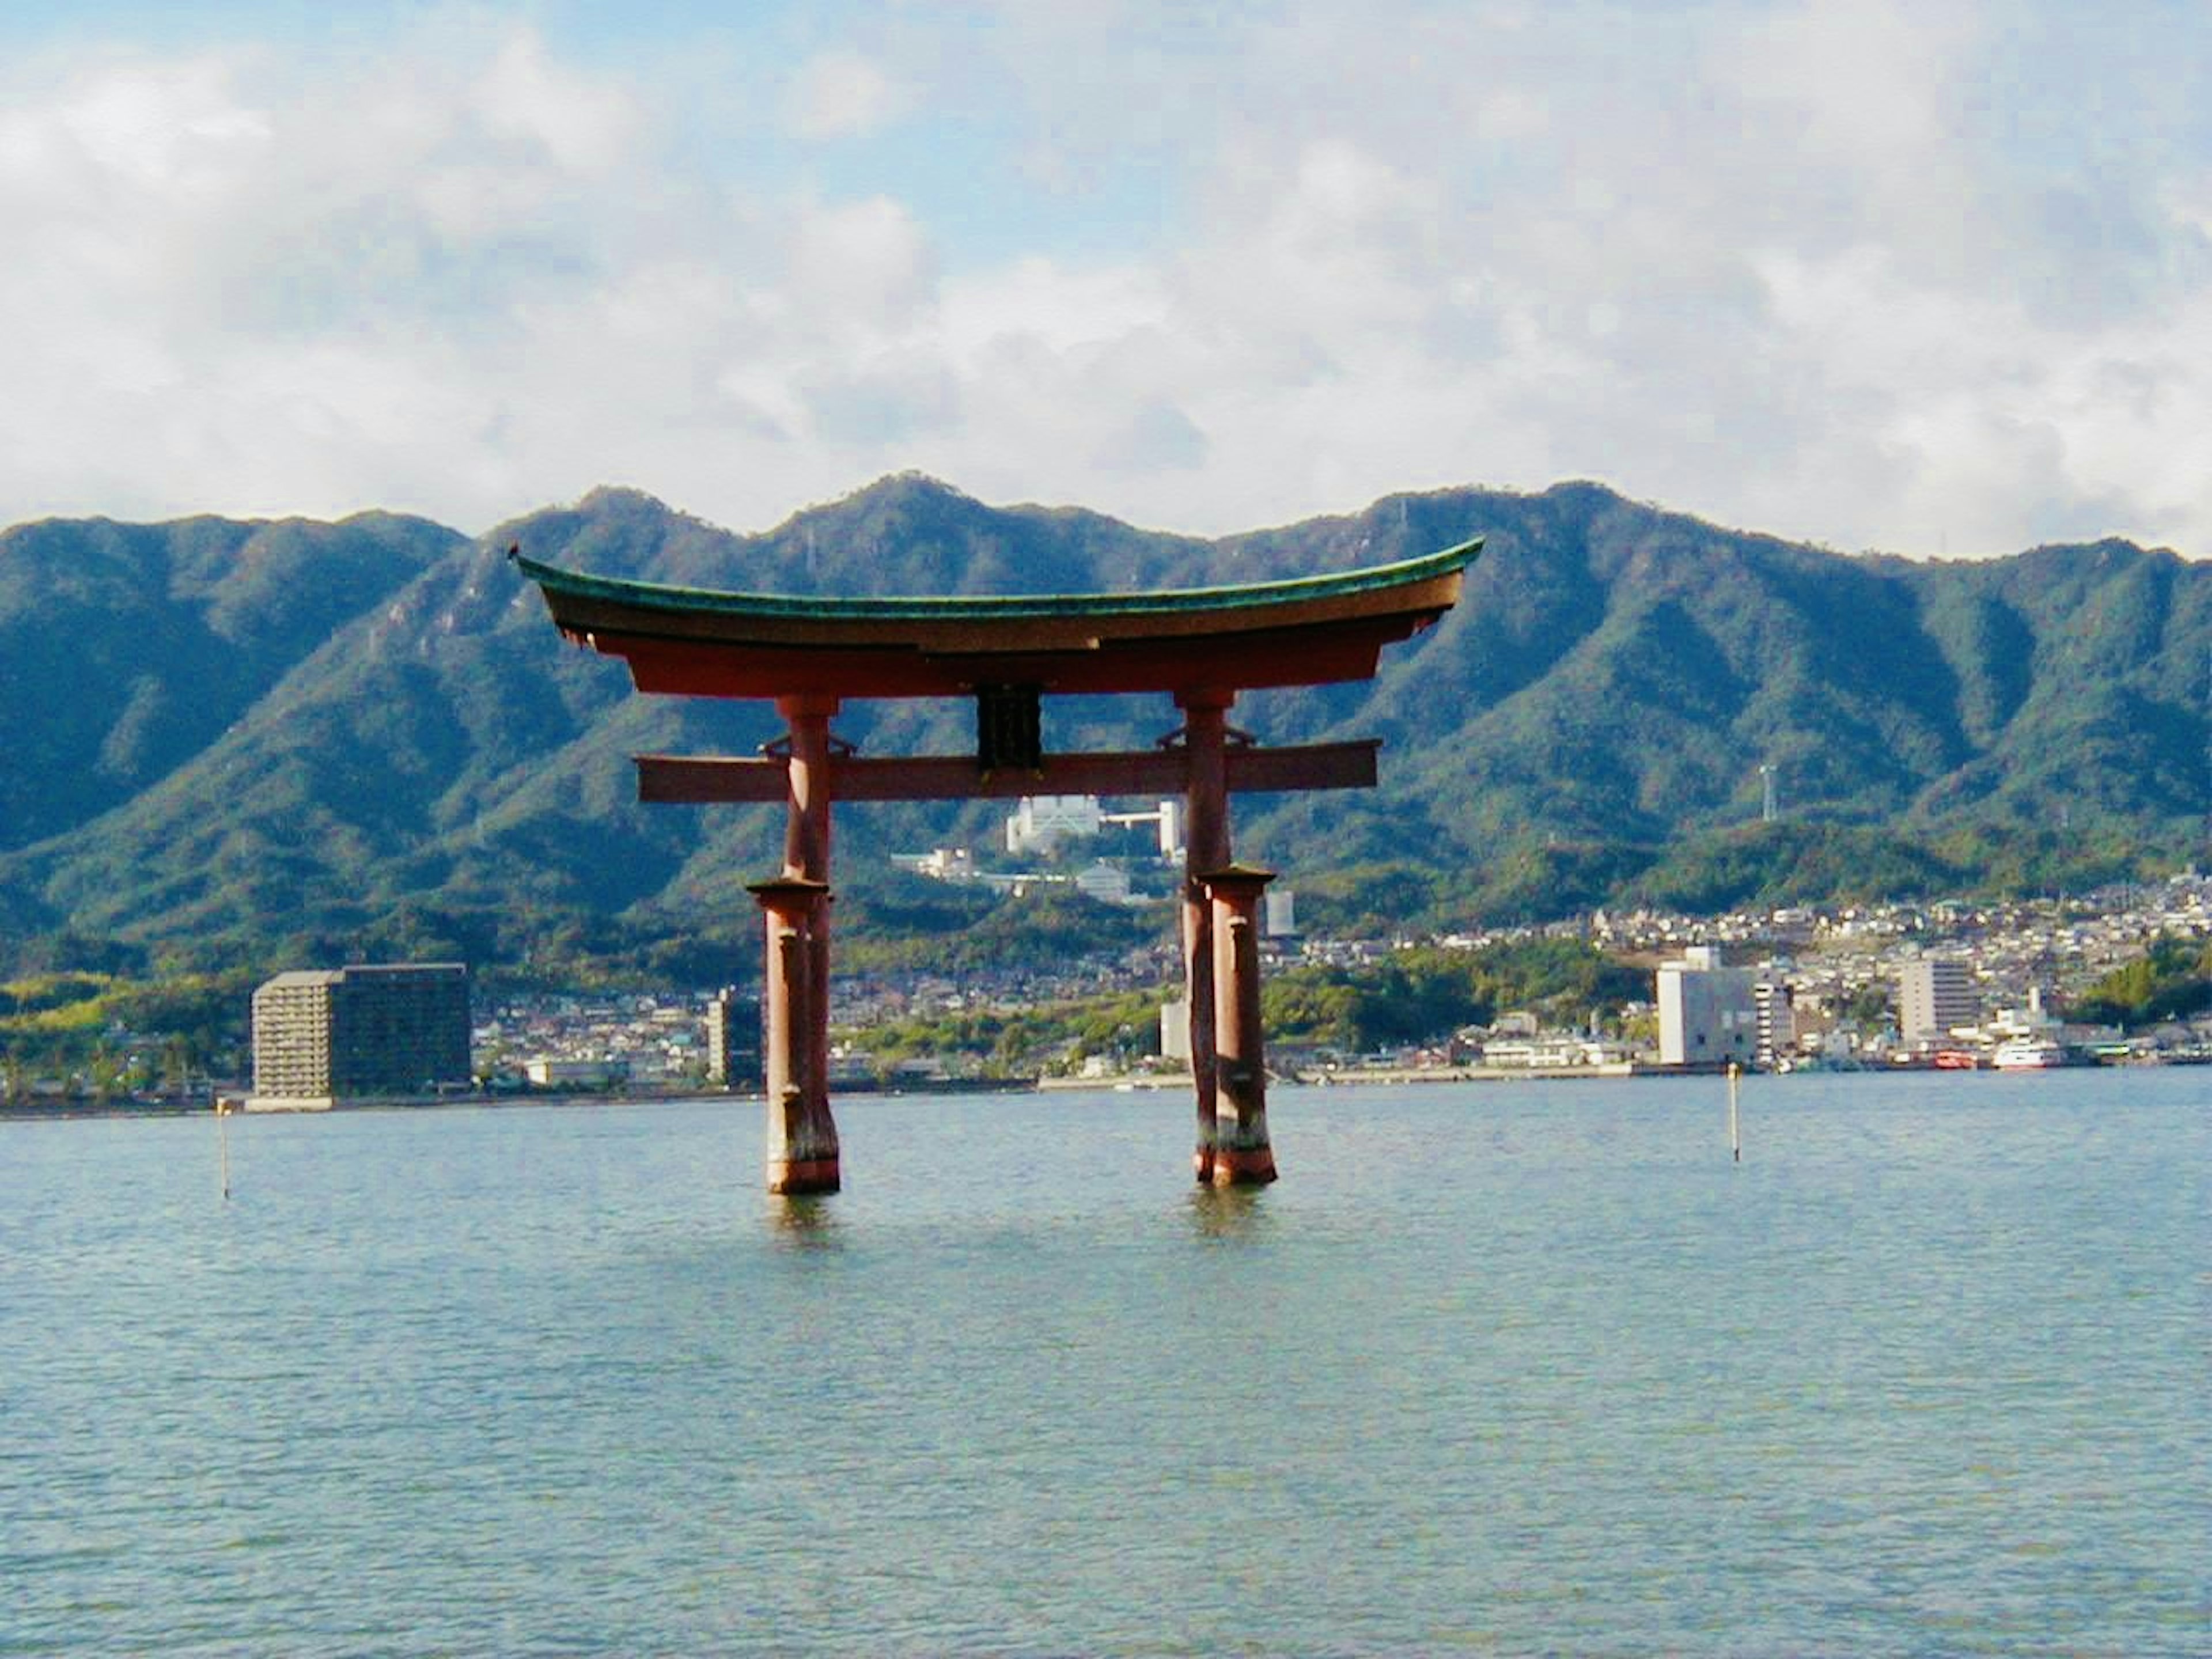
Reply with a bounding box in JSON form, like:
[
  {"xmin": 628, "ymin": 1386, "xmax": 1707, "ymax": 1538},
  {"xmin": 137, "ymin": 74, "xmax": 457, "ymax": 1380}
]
[
  {"xmin": 764, "ymin": 1193, "xmax": 845, "ymax": 1249},
  {"xmin": 1185, "ymin": 1183, "xmax": 1272, "ymax": 1242}
]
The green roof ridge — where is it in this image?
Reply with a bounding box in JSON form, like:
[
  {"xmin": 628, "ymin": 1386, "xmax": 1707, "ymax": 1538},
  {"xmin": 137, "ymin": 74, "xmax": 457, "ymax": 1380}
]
[{"xmin": 510, "ymin": 537, "xmax": 1480, "ymax": 622}]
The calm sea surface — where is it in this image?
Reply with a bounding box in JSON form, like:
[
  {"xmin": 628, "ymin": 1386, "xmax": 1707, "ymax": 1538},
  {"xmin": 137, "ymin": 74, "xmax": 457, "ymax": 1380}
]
[{"xmin": 3, "ymin": 1070, "xmax": 2205, "ymax": 1657}]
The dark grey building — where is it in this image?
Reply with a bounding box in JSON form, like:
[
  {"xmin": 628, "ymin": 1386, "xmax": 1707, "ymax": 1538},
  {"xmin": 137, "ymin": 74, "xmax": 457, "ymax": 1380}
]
[
  {"xmin": 706, "ymin": 987, "xmax": 762, "ymax": 1089},
  {"xmin": 252, "ymin": 963, "xmax": 471, "ymax": 1101}
]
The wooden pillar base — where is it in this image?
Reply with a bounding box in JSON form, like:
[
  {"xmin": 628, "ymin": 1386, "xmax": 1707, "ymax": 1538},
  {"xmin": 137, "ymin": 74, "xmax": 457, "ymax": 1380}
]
[
  {"xmin": 1209, "ymin": 1142, "xmax": 1278, "ymax": 1185},
  {"xmin": 1205, "ymin": 861, "xmax": 1278, "ymax": 1188},
  {"xmin": 750, "ymin": 874, "xmax": 840, "ymax": 1199},
  {"xmin": 767, "ymin": 1153, "xmax": 842, "ymax": 1196}
]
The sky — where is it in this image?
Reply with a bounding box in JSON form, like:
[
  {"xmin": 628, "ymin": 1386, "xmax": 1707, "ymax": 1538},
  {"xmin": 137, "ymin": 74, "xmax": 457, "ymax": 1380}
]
[{"xmin": 3, "ymin": 0, "xmax": 2209, "ymax": 557}]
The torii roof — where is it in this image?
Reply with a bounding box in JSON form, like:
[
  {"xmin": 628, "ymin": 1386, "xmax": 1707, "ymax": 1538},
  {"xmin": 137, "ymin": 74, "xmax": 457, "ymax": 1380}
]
[{"xmin": 513, "ymin": 538, "xmax": 1478, "ymax": 700}]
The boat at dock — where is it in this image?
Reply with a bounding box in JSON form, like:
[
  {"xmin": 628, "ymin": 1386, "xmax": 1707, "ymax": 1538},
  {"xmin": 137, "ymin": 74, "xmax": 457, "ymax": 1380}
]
[{"xmin": 1992, "ymin": 1038, "xmax": 2068, "ymax": 1070}]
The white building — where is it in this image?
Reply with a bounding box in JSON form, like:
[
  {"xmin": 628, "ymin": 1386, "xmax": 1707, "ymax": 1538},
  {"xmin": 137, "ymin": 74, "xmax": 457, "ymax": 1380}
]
[
  {"xmin": 1160, "ymin": 998, "xmax": 1191, "ymax": 1065},
  {"xmin": 1006, "ymin": 795, "xmax": 1101, "ymax": 855},
  {"xmin": 1656, "ymin": 945, "xmax": 1758, "ymax": 1066},
  {"xmin": 524, "ymin": 1057, "xmax": 626, "ymax": 1088},
  {"xmin": 892, "ymin": 847, "xmax": 976, "ymax": 882},
  {"xmin": 1100, "ymin": 798, "xmax": 1182, "ymax": 861},
  {"xmin": 1752, "ymin": 978, "xmax": 1794, "ymax": 1068},
  {"xmin": 1899, "ymin": 957, "xmax": 1977, "ymax": 1047}
]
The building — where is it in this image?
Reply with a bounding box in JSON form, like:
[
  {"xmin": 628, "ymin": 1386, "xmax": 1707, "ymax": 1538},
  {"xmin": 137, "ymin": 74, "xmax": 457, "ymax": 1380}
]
[
  {"xmin": 1899, "ymin": 957, "xmax": 1977, "ymax": 1047},
  {"xmin": 1005, "ymin": 794, "xmax": 1101, "ymax": 855},
  {"xmin": 1099, "ymin": 798, "xmax": 1181, "ymax": 861},
  {"xmin": 523, "ymin": 1056, "xmax": 626, "ymax": 1089},
  {"xmin": 251, "ymin": 963, "xmax": 470, "ymax": 1105},
  {"xmin": 1752, "ymin": 976, "xmax": 1794, "ymax": 1069},
  {"xmin": 1160, "ymin": 998, "xmax": 1191, "ymax": 1065},
  {"xmin": 706, "ymin": 987, "xmax": 763, "ymax": 1088},
  {"xmin": 1656, "ymin": 945, "xmax": 1758, "ymax": 1066}
]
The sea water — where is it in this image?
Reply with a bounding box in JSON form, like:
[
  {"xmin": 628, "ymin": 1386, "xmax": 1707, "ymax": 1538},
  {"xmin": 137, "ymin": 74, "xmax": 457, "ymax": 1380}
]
[{"xmin": 3, "ymin": 1069, "xmax": 2205, "ymax": 1656}]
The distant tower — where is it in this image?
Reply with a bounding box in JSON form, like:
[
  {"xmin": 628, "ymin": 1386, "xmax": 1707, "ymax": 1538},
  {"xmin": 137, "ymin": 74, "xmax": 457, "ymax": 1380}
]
[{"xmin": 1759, "ymin": 764, "xmax": 1778, "ymax": 824}]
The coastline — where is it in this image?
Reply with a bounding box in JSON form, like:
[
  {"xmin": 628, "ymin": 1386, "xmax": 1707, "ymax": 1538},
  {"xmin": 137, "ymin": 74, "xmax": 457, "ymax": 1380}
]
[{"xmin": 8, "ymin": 1047, "xmax": 2198, "ymax": 1126}]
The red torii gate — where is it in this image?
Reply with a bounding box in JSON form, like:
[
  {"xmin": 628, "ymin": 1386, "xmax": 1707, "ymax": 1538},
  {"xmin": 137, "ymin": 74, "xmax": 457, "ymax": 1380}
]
[{"xmin": 514, "ymin": 538, "xmax": 1476, "ymax": 1194}]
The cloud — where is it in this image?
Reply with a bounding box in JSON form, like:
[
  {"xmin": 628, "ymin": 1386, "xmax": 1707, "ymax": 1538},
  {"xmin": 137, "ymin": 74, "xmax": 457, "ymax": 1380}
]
[
  {"xmin": 0, "ymin": 5, "xmax": 2209, "ymax": 558},
  {"xmin": 786, "ymin": 50, "xmax": 907, "ymax": 141}
]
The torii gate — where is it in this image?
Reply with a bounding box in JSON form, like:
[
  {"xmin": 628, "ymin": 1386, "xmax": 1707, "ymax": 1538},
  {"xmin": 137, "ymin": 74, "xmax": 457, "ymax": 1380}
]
[{"xmin": 514, "ymin": 537, "xmax": 1476, "ymax": 1194}]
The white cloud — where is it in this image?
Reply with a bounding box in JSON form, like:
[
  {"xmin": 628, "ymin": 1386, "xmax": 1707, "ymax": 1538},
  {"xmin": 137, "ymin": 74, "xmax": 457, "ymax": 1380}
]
[
  {"xmin": 0, "ymin": 5, "xmax": 2208, "ymax": 557},
  {"xmin": 786, "ymin": 50, "xmax": 906, "ymax": 141}
]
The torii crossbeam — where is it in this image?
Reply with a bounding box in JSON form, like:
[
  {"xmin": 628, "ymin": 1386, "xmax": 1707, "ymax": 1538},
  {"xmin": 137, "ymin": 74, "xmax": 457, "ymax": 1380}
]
[{"xmin": 516, "ymin": 537, "xmax": 1476, "ymax": 1194}]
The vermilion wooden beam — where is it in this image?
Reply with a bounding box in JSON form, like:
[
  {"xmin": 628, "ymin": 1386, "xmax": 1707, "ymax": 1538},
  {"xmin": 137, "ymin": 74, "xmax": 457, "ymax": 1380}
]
[
  {"xmin": 606, "ymin": 623, "xmax": 1407, "ymax": 700},
  {"xmin": 635, "ymin": 740, "xmax": 1380, "ymax": 804}
]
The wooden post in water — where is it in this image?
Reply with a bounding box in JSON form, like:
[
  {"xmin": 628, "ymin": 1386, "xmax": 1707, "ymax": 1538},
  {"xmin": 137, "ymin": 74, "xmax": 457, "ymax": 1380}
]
[
  {"xmin": 1179, "ymin": 689, "xmax": 1233, "ymax": 1183},
  {"xmin": 1205, "ymin": 862, "xmax": 1278, "ymax": 1185},
  {"xmin": 749, "ymin": 875, "xmax": 839, "ymax": 1195},
  {"xmin": 779, "ymin": 694, "xmax": 840, "ymax": 1146},
  {"xmin": 1727, "ymin": 1062, "xmax": 1741, "ymax": 1164}
]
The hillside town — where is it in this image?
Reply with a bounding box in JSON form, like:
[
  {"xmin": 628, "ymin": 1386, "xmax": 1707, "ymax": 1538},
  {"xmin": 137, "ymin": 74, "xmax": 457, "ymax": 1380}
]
[
  {"xmin": 7, "ymin": 871, "xmax": 2206, "ymax": 1115},
  {"xmin": 464, "ymin": 870, "xmax": 2212, "ymax": 1095}
]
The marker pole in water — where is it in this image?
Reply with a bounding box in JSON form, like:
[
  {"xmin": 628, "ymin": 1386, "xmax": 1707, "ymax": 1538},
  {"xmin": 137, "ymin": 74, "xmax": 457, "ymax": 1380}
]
[
  {"xmin": 215, "ymin": 1097, "xmax": 232, "ymax": 1200},
  {"xmin": 1727, "ymin": 1062, "xmax": 1741, "ymax": 1164}
]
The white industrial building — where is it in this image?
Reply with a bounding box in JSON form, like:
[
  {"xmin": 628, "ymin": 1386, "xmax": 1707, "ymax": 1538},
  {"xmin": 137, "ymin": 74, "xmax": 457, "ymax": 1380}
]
[
  {"xmin": 1005, "ymin": 794, "xmax": 1101, "ymax": 854},
  {"xmin": 1006, "ymin": 795, "xmax": 1182, "ymax": 859},
  {"xmin": 1656, "ymin": 945, "xmax": 1758, "ymax": 1066}
]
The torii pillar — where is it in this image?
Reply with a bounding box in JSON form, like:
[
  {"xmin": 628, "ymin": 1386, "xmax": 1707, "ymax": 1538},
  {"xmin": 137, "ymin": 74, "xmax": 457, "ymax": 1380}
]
[
  {"xmin": 748, "ymin": 873, "xmax": 838, "ymax": 1194},
  {"xmin": 1177, "ymin": 688, "xmax": 1233, "ymax": 1183},
  {"xmin": 752, "ymin": 692, "xmax": 843, "ymax": 1195},
  {"xmin": 1204, "ymin": 862, "xmax": 1278, "ymax": 1184}
]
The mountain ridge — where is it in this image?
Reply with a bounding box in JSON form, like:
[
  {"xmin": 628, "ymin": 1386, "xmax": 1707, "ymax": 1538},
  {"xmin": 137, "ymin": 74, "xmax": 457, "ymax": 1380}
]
[{"xmin": 1, "ymin": 476, "xmax": 2203, "ymax": 972}]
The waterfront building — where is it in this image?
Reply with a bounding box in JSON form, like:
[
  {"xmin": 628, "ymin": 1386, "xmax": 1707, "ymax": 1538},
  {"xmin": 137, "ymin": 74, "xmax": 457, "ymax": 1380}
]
[
  {"xmin": 1899, "ymin": 957, "xmax": 1978, "ymax": 1047},
  {"xmin": 706, "ymin": 987, "xmax": 763, "ymax": 1088},
  {"xmin": 1160, "ymin": 998, "xmax": 1191, "ymax": 1065},
  {"xmin": 1656, "ymin": 945, "xmax": 1758, "ymax": 1066},
  {"xmin": 523, "ymin": 1057, "xmax": 627, "ymax": 1089},
  {"xmin": 251, "ymin": 963, "xmax": 470, "ymax": 1105},
  {"xmin": 1753, "ymin": 976, "xmax": 1795, "ymax": 1068}
]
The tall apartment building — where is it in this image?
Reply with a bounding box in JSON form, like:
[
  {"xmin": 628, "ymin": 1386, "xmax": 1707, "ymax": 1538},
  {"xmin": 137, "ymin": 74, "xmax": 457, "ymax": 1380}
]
[
  {"xmin": 251, "ymin": 963, "xmax": 471, "ymax": 1103},
  {"xmin": 706, "ymin": 988, "xmax": 763, "ymax": 1088},
  {"xmin": 1899, "ymin": 957, "xmax": 1978, "ymax": 1047},
  {"xmin": 1656, "ymin": 945, "xmax": 1758, "ymax": 1066},
  {"xmin": 1752, "ymin": 977, "xmax": 1794, "ymax": 1069}
]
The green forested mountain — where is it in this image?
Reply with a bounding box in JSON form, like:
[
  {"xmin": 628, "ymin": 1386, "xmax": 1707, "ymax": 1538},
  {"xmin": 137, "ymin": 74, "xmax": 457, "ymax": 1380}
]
[
  {"xmin": 1, "ymin": 475, "xmax": 2204, "ymax": 975},
  {"xmin": 0, "ymin": 512, "xmax": 465, "ymax": 855}
]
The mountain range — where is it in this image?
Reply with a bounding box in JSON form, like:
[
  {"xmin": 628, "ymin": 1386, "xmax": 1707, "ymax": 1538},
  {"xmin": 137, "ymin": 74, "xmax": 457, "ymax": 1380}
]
[{"xmin": 2, "ymin": 475, "xmax": 2205, "ymax": 975}]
